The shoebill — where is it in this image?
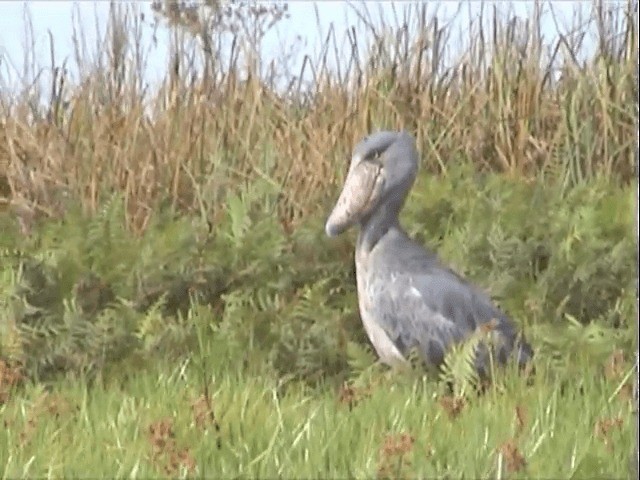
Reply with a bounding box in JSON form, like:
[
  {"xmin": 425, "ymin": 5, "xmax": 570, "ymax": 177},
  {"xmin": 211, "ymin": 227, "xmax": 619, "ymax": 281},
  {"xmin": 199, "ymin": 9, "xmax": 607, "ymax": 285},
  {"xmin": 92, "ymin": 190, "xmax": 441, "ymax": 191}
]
[{"xmin": 325, "ymin": 131, "xmax": 533, "ymax": 376}]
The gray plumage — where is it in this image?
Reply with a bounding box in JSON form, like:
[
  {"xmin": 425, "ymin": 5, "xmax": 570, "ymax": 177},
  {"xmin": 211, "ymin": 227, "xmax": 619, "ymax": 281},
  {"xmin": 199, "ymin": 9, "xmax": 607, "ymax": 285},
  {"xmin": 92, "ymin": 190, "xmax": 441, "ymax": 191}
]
[{"xmin": 325, "ymin": 130, "xmax": 532, "ymax": 375}]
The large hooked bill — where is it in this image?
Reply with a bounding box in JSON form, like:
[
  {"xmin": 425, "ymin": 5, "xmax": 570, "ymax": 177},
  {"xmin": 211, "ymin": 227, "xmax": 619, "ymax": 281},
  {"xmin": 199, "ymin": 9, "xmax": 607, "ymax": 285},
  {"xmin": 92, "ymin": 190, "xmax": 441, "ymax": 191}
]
[{"xmin": 325, "ymin": 157, "xmax": 385, "ymax": 237}]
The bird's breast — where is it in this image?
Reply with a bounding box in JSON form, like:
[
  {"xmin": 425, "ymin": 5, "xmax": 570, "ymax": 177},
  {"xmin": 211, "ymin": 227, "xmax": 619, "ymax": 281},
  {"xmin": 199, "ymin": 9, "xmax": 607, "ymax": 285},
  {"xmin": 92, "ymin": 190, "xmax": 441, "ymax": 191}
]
[{"xmin": 354, "ymin": 247, "xmax": 407, "ymax": 367}]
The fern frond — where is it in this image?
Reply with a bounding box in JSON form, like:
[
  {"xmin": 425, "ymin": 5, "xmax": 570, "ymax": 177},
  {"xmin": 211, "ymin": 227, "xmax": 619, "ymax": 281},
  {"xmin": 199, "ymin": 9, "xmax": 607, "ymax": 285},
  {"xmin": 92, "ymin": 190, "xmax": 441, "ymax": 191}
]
[{"xmin": 439, "ymin": 326, "xmax": 489, "ymax": 397}]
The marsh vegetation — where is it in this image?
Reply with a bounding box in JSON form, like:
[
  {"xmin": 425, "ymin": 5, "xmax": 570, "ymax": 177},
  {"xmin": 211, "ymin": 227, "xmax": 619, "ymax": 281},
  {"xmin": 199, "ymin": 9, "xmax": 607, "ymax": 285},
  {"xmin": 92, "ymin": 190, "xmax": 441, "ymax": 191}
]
[{"xmin": 0, "ymin": 1, "xmax": 637, "ymax": 477}]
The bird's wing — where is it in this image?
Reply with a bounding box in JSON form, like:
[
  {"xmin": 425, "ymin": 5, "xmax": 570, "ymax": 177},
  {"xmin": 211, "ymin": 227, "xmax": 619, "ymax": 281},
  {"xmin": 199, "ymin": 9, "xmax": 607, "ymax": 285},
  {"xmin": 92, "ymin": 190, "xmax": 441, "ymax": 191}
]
[{"xmin": 368, "ymin": 263, "xmax": 516, "ymax": 367}]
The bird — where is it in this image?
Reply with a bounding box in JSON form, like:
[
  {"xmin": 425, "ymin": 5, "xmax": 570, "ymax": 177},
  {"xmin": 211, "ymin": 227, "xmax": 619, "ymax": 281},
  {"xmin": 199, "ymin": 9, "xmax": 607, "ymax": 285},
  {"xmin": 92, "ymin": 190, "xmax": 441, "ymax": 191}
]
[{"xmin": 325, "ymin": 130, "xmax": 533, "ymax": 377}]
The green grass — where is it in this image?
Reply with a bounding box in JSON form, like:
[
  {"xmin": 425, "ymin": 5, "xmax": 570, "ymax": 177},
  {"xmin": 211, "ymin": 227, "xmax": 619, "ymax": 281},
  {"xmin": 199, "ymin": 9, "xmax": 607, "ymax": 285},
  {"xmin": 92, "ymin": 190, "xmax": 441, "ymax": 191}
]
[{"xmin": 0, "ymin": 344, "xmax": 635, "ymax": 478}]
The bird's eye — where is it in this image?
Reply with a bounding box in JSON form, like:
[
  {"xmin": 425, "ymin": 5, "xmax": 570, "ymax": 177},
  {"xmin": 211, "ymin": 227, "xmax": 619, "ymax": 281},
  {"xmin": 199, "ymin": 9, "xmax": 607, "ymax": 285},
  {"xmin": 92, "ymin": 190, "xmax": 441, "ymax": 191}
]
[{"xmin": 367, "ymin": 151, "xmax": 382, "ymax": 163}]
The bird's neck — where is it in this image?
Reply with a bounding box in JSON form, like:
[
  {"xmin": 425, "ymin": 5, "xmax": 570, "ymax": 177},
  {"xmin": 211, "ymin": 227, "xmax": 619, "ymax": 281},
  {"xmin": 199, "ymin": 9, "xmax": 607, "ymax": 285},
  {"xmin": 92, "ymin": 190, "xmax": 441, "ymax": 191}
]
[{"xmin": 357, "ymin": 201, "xmax": 402, "ymax": 253}]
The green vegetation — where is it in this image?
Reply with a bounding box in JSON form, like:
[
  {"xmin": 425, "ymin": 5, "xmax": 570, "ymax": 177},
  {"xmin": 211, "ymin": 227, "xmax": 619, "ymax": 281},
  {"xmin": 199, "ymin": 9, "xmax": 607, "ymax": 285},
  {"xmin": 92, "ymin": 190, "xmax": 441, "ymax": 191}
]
[
  {"xmin": 0, "ymin": 1, "xmax": 637, "ymax": 478},
  {"xmin": 0, "ymin": 346, "xmax": 635, "ymax": 478}
]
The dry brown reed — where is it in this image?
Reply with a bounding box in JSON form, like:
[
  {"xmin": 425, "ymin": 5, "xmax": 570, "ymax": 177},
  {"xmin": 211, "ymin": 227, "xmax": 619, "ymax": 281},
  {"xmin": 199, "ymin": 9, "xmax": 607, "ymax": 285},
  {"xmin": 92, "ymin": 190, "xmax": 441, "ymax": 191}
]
[{"xmin": 0, "ymin": 1, "xmax": 636, "ymax": 234}]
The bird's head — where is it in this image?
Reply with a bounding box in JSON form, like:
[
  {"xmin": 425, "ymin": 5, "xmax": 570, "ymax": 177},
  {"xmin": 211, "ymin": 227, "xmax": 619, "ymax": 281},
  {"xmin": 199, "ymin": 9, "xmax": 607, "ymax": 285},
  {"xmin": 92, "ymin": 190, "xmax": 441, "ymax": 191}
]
[{"xmin": 325, "ymin": 130, "xmax": 419, "ymax": 237}]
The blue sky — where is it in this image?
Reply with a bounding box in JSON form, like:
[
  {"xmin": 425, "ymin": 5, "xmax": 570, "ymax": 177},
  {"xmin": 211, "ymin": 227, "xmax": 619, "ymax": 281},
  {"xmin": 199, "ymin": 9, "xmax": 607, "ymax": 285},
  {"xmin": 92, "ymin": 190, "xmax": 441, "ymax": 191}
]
[{"xmin": 0, "ymin": 1, "xmax": 599, "ymax": 96}]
